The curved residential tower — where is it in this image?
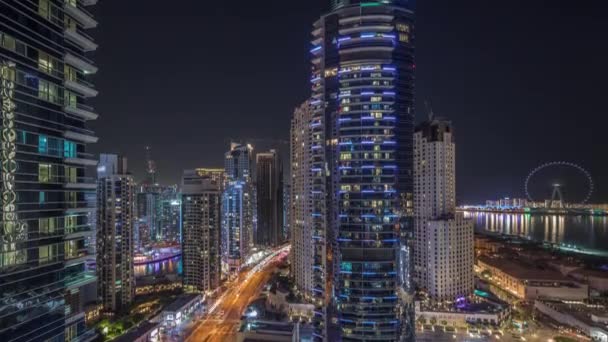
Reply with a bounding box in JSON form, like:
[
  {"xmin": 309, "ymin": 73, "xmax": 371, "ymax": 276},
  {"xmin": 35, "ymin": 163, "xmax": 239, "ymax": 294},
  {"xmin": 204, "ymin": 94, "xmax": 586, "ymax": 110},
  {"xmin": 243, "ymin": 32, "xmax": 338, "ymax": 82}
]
[{"xmin": 308, "ymin": 0, "xmax": 415, "ymax": 340}]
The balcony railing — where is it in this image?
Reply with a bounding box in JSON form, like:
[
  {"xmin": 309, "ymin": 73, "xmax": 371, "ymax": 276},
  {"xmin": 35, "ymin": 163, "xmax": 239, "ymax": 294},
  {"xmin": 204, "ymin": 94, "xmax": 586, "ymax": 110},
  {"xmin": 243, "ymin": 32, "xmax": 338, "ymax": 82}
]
[
  {"xmin": 64, "ymin": 126, "xmax": 98, "ymax": 144},
  {"xmin": 65, "ymin": 271, "xmax": 96, "ymax": 289},
  {"xmin": 64, "ymin": 53, "xmax": 98, "ymax": 74},
  {"xmin": 64, "ymin": 28, "xmax": 98, "ymax": 51},
  {"xmin": 64, "ymin": 2, "xmax": 97, "ymax": 29},
  {"xmin": 64, "ymin": 78, "xmax": 98, "ymax": 97},
  {"xmin": 64, "ymin": 103, "xmax": 98, "ymax": 120}
]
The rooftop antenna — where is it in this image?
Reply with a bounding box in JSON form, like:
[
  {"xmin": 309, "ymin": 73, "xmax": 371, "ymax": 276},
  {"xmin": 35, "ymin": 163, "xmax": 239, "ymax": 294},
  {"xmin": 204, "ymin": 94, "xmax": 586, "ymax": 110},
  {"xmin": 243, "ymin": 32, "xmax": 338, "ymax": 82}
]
[
  {"xmin": 145, "ymin": 146, "xmax": 156, "ymax": 184},
  {"xmin": 424, "ymin": 100, "xmax": 434, "ymax": 121}
]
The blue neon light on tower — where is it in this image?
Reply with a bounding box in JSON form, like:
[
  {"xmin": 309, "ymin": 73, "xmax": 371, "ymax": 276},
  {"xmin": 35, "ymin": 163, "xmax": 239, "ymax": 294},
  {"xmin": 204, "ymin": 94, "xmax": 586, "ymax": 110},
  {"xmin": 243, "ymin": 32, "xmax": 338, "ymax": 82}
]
[{"xmin": 306, "ymin": 0, "xmax": 416, "ymax": 340}]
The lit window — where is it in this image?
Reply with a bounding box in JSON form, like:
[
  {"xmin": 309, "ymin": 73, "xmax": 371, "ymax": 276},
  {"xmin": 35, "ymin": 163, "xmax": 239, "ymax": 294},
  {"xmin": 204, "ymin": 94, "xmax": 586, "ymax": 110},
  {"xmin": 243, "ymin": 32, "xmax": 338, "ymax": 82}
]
[
  {"xmin": 39, "ymin": 163, "xmax": 52, "ymax": 183},
  {"xmin": 38, "ymin": 135, "xmax": 48, "ymax": 154},
  {"xmin": 64, "ymin": 16, "xmax": 77, "ymax": 31},
  {"xmin": 38, "ymin": 80, "xmax": 59, "ymax": 103},
  {"xmin": 65, "ymin": 91, "xmax": 77, "ymax": 108},
  {"xmin": 39, "ymin": 217, "xmax": 56, "ymax": 234},
  {"xmin": 396, "ymin": 23, "xmax": 410, "ymax": 33},
  {"xmin": 324, "ymin": 68, "xmax": 338, "ymax": 77},
  {"xmin": 38, "ymin": 0, "xmax": 51, "ymax": 19},
  {"xmin": 64, "ymin": 140, "xmax": 77, "ymax": 158},
  {"xmin": 64, "ymin": 65, "xmax": 78, "ymax": 82},
  {"xmin": 65, "ymin": 166, "xmax": 77, "ymax": 183},
  {"xmin": 39, "ymin": 191, "xmax": 46, "ymax": 203},
  {"xmin": 399, "ymin": 34, "xmax": 409, "ymax": 43},
  {"xmin": 65, "ymin": 215, "xmax": 77, "ymax": 232},
  {"xmin": 371, "ymin": 96, "xmax": 382, "ymax": 102},
  {"xmin": 1, "ymin": 33, "xmax": 16, "ymax": 51},
  {"xmin": 38, "ymin": 52, "xmax": 52, "ymax": 73}
]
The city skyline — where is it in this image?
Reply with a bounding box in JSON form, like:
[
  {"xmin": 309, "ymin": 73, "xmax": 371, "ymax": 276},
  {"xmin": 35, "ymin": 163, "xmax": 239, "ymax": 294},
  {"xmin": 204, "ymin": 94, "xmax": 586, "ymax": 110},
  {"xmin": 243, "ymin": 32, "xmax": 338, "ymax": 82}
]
[
  {"xmin": 90, "ymin": 0, "xmax": 608, "ymax": 203},
  {"xmin": 1, "ymin": 1, "xmax": 607, "ymax": 342}
]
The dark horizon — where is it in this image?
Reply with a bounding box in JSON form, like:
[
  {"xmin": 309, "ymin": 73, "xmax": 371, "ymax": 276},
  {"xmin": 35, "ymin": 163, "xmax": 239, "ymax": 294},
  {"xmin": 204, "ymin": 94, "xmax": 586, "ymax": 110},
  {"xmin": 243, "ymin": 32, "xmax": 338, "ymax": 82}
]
[{"xmin": 91, "ymin": 0, "xmax": 608, "ymax": 204}]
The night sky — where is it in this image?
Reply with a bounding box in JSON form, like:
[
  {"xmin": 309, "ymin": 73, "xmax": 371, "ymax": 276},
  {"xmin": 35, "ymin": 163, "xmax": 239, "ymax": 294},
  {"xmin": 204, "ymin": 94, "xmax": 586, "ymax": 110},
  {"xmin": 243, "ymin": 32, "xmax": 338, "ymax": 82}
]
[{"xmin": 90, "ymin": 0, "xmax": 608, "ymax": 204}]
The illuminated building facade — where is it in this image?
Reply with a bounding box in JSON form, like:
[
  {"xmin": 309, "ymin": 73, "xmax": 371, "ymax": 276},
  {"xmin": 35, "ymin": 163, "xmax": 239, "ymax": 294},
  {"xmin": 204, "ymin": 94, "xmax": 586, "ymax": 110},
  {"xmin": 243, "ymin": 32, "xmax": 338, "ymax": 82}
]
[
  {"xmin": 308, "ymin": 0, "xmax": 416, "ymax": 339},
  {"xmin": 0, "ymin": 1, "xmax": 99, "ymax": 341},
  {"xmin": 96, "ymin": 154, "xmax": 135, "ymax": 313},
  {"xmin": 181, "ymin": 170, "xmax": 221, "ymax": 293},
  {"xmin": 222, "ymin": 143, "xmax": 254, "ymax": 274},
  {"xmin": 136, "ymin": 186, "xmax": 161, "ymax": 243},
  {"xmin": 290, "ymin": 101, "xmax": 314, "ymax": 298},
  {"xmin": 255, "ymin": 150, "xmax": 284, "ymax": 247},
  {"xmin": 414, "ymin": 118, "xmax": 474, "ymax": 301},
  {"xmin": 159, "ymin": 185, "xmax": 180, "ymax": 242},
  {"xmin": 196, "ymin": 168, "xmax": 226, "ymax": 192}
]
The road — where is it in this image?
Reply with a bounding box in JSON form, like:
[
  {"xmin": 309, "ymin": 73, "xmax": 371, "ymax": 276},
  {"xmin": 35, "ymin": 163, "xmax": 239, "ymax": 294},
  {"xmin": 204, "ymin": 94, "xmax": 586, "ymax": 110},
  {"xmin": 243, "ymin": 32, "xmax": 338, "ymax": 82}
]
[{"xmin": 186, "ymin": 247, "xmax": 289, "ymax": 342}]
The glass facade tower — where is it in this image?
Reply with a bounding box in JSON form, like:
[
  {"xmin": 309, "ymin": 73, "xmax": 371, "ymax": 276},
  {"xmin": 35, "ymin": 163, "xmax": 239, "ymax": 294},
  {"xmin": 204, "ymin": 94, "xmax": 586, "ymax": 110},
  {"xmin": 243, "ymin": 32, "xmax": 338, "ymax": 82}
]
[
  {"xmin": 222, "ymin": 143, "xmax": 254, "ymax": 274},
  {"xmin": 97, "ymin": 155, "xmax": 135, "ymax": 314},
  {"xmin": 0, "ymin": 0, "xmax": 99, "ymax": 341},
  {"xmin": 309, "ymin": 1, "xmax": 415, "ymax": 340}
]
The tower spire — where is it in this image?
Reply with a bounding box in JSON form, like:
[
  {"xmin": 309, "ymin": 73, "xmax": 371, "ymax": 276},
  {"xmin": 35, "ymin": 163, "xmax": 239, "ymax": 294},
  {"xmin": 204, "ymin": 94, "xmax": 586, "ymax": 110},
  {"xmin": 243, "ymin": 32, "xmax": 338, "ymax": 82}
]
[
  {"xmin": 425, "ymin": 100, "xmax": 434, "ymax": 121},
  {"xmin": 145, "ymin": 145, "xmax": 156, "ymax": 185}
]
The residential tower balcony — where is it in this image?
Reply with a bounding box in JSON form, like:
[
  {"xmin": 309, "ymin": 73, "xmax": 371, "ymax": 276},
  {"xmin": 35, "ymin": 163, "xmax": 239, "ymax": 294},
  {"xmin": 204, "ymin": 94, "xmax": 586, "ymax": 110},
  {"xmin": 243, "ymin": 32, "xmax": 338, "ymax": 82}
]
[
  {"xmin": 64, "ymin": 103, "xmax": 98, "ymax": 120},
  {"xmin": 64, "ymin": 2, "xmax": 97, "ymax": 29},
  {"xmin": 64, "ymin": 28, "xmax": 98, "ymax": 51},
  {"xmin": 64, "ymin": 128, "xmax": 98, "ymax": 144},
  {"xmin": 64, "ymin": 53, "xmax": 98, "ymax": 74}
]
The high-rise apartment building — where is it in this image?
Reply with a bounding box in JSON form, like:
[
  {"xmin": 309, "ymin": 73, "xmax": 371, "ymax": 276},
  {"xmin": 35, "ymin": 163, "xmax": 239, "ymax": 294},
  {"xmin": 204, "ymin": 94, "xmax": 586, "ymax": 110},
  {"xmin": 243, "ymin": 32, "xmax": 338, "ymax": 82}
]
[
  {"xmin": 0, "ymin": 1, "xmax": 99, "ymax": 341},
  {"xmin": 305, "ymin": 1, "xmax": 416, "ymax": 339},
  {"xmin": 414, "ymin": 118, "xmax": 474, "ymax": 301},
  {"xmin": 196, "ymin": 168, "xmax": 226, "ymax": 192},
  {"xmin": 282, "ymin": 182, "xmax": 291, "ymax": 241},
  {"xmin": 222, "ymin": 143, "xmax": 254, "ymax": 274},
  {"xmin": 290, "ymin": 101, "xmax": 314, "ymax": 299},
  {"xmin": 181, "ymin": 170, "xmax": 221, "ymax": 293},
  {"xmin": 136, "ymin": 185, "xmax": 161, "ymax": 243},
  {"xmin": 224, "ymin": 143, "xmax": 253, "ymax": 181},
  {"xmin": 159, "ymin": 185, "xmax": 180, "ymax": 242},
  {"xmin": 255, "ymin": 150, "xmax": 284, "ymax": 247},
  {"xmin": 96, "ymin": 154, "xmax": 135, "ymax": 314}
]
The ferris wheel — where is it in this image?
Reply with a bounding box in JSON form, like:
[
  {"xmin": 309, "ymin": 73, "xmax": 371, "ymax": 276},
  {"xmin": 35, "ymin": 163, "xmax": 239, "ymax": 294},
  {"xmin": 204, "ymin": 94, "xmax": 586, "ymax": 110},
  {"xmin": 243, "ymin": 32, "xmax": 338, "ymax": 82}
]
[{"xmin": 524, "ymin": 161, "xmax": 594, "ymax": 206}]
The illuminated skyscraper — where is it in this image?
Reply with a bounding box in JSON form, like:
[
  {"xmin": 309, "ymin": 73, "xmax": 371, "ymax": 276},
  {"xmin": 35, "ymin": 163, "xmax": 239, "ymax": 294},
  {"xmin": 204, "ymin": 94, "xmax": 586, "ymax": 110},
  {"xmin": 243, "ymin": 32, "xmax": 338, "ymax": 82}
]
[
  {"xmin": 290, "ymin": 101, "xmax": 314, "ymax": 299},
  {"xmin": 196, "ymin": 168, "xmax": 226, "ymax": 192},
  {"xmin": 224, "ymin": 142, "xmax": 253, "ymax": 181},
  {"xmin": 96, "ymin": 154, "xmax": 135, "ymax": 314},
  {"xmin": 0, "ymin": 1, "xmax": 99, "ymax": 340},
  {"xmin": 145, "ymin": 145, "xmax": 156, "ymax": 185},
  {"xmin": 306, "ymin": 0, "xmax": 416, "ymax": 339},
  {"xmin": 414, "ymin": 118, "xmax": 474, "ymax": 301},
  {"xmin": 181, "ymin": 170, "xmax": 221, "ymax": 293},
  {"xmin": 159, "ymin": 185, "xmax": 181, "ymax": 242},
  {"xmin": 222, "ymin": 143, "xmax": 254, "ymax": 274},
  {"xmin": 255, "ymin": 150, "xmax": 284, "ymax": 247}
]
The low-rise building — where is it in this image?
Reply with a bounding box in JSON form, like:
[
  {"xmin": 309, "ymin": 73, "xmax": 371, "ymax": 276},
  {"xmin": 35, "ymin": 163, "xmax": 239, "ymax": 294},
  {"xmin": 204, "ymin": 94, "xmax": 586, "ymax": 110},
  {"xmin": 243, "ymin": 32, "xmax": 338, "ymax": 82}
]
[
  {"xmin": 477, "ymin": 256, "xmax": 588, "ymax": 301},
  {"xmin": 160, "ymin": 294, "xmax": 204, "ymax": 330},
  {"xmin": 547, "ymin": 259, "xmax": 583, "ymax": 276},
  {"xmin": 534, "ymin": 299, "xmax": 608, "ymax": 342},
  {"xmin": 474, "ymin": 236, "xmax": 504, "ymax": 256},
  {"xmin": 267, "ymin": 286, "xmax": 314, "ymax": 322},
  {"xmin": 415, "ymin": 300, "xmax": 509, "ymax": 328},
  {"xmin": 237, "ymin": 320, "xmax": 313, "ymax": 342},
  {"xmin": 114, "ymin": 321, "xmax": 160, "ymax": 342},
  {"xmin": 569, "ymin": 269, "xmax": 608, "ymax": 293}
]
